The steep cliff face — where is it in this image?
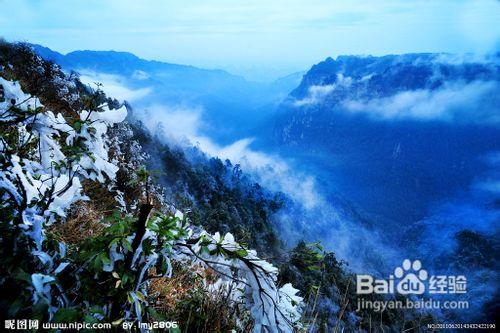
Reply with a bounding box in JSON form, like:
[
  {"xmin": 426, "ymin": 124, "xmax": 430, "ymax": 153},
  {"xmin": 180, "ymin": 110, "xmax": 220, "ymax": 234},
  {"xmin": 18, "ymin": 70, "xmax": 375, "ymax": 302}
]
[
  {"xmin": 274, "ymin": 53, "xmax": 500, "ymax": 223},
  {"xmin": 278, "ymin": 53, "xmax": 499, "ymax": 138},
  {"xmin": 271, "ymin": 53, "xmax": 500, "ymax": 323},
  {"xmin": 289, "ymin": 53, "xmax": 499, "ymax": 100}
]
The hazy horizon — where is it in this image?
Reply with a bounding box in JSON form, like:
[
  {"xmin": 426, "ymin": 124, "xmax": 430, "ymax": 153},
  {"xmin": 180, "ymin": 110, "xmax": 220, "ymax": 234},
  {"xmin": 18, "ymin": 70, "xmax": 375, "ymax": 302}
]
[{"xmin": 2, "ymin": 0, "xmax": 499, "ymax": 81}]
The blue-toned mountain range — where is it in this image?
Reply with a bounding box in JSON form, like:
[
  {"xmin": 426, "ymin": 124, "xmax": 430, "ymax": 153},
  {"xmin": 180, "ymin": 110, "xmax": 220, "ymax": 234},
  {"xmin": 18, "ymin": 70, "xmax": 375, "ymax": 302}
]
[
  {"xmin": 31, "ymin": 44, "xmax": 304, "ymax": 143},
  {"xmin": 30, "ymin": 45, "xmax": 500, "ymax": 322}
]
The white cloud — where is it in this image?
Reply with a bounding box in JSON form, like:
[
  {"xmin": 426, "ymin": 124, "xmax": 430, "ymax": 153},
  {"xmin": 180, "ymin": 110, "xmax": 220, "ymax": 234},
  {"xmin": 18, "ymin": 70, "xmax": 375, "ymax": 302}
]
[
  {"xmin": 133, "ymin": 101, "xmax": 322, "ymax": 210},
  {"xmin": 294, "ymin": 84, "xmax": 335, "ymax": 106},
  {"xmin": 215, "ymin": 138, "xmax": 322, "ymax": 210},
  {"xmin": 139, "ymin": 104, "xmax": 204, "ymax": 141},
  {"xmin": 294, "ymin": 74, "xmax": 352, "ymax": 106},
  {"xmin": 132, "ymin": 70, "xmax": 150, "ymax": 80},
  {"xmin": 79, "ymin": 72, "xmax": 151, "ymax": 102},
  {"xmin": 342, "ymin": 80, "xmax": 499, "ymax": 123},
  {"xmin": 433, "ymin": 53, "xmax": 495, "ymax": 66}
]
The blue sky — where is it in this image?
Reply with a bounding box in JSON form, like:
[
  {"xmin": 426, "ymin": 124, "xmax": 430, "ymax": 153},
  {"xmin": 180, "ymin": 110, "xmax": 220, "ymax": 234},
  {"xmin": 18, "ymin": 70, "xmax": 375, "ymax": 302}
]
[{"xmin": 1, "ymin": 0, "xmax": 499, "ymax": 80}]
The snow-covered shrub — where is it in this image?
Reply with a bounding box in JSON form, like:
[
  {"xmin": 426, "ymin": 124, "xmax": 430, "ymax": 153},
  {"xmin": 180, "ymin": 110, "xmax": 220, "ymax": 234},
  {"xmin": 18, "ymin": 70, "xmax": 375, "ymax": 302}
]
[
  {"xmin": 0, "ymin": 74, "xmax": 127, "ymax": 316},
  {"xmin": 0, "ymin": 42, "xmax": 302, "ymax": 332}
]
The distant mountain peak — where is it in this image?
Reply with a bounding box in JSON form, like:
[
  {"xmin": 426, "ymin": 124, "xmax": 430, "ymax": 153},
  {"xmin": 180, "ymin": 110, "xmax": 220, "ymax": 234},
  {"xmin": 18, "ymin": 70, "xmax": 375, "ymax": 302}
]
[{"xmin": 291, "ymin": 52, "xmax": 499, "ymax": 99}]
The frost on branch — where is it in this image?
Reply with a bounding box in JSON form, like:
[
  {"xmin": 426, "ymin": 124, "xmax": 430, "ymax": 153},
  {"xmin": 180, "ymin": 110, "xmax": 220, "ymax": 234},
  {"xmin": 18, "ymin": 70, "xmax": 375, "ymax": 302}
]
[
  {"xmin": 140, "ymin": 209, "xmax": 303, "ymax": 331},
  {"xmin": 78, "ymin": 209, "xmax": 303, "ymax": 332},
  {"xmin": 174, "ymin": 230, "xmax": 304, "ymax": 332},
  {"xmin": 0, "ymin": 50, "xmax": 303, "ymax": 331},
  {"xmin": 0, "ymin": 75, "xmax": 128, "ymax": 315}
]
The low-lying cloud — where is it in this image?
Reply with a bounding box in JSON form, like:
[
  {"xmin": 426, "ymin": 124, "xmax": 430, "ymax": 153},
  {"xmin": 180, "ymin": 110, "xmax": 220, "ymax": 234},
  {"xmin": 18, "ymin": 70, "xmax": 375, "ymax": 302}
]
[
  {"xmin": 342, "ymin": 80, "xmax": 499, "ymax": 123},
  {"xmin": 91, "ymin": 71, "xmax": 396, "ymax": 270},
  {"xmin": 131, "ymin": 95, "xmax": 399, "ymax": 272},
  {"xmin": 79, "ymin": 71, "xmax": 152, "ymax": 102},
  {"xmin": 80, "ymin": 70, "xmax": 325, "ymax": 214},
  {"xmin": 293, "ymin": 74, "xmax": 353, "ymax": 106},
  {"xmin": 137, "ymin": 104, "xmax": 323, "ymax": 211},
  {"xmin": 294, "ymin": 84, "xmax": 336, "ymax": 106},
  {"xmin": 293, "ymin": 69, "xmax": 499, "ymax": 125}
]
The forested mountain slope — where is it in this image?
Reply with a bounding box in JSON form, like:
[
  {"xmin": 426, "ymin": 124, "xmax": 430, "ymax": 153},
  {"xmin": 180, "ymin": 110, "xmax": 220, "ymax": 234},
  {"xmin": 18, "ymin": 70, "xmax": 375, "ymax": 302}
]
[
  {"xmin": 30, "ymin": 44, "xmax": 301, "ymax": 142},
  {"xmin": 1, "ymin": 42, "xmax": 434, "ymax": 332}
]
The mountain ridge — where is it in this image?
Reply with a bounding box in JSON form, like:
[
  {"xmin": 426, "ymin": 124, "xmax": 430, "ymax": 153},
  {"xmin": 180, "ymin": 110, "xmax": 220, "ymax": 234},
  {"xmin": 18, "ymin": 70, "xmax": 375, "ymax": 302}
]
[
  {"xmin": 290, "ymin": 52, "xmax": 499, "ymax": 100},
  {"xmin": 30, "ymin": 43, "xmax": 240, "ymax": 78}
]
